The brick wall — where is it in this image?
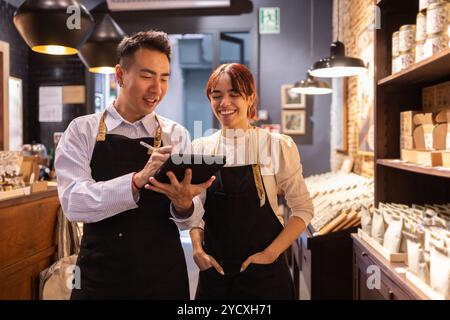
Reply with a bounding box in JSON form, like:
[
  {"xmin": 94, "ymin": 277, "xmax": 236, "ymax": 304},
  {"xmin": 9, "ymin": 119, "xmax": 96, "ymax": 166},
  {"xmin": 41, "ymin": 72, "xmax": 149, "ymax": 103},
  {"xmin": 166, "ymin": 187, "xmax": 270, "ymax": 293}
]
[{"xmin": 330, "ymin": 0, "xmax": 375, "ymax": 178}]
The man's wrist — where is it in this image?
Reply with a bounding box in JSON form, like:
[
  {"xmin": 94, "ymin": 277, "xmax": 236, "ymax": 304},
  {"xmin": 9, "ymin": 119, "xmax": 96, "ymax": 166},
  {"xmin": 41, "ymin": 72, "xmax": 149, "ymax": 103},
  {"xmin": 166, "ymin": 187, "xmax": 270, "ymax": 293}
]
[{"xmin": 173, "ymin": 201, "xmax": 194, "ymax": 217}]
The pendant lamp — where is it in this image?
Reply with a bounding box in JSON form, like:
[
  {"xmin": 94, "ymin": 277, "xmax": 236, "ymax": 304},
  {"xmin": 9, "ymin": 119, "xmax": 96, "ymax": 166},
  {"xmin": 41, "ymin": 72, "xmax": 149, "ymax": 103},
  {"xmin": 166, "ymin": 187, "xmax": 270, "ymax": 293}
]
[
  {"xmin": 78, "ymin": 14, "xmax": 126, "ymax": 74},
  {"xmin": 291, "ymin": 72, "xmax": 332, "ymax": 95},
  {"xmin": 14, "ymin": 0, "xmax": 94, "ymax": 55},
  {"xmin": 310, "ymin": 0, "xmax": 367, "ymax": 78},
  {"xmin": 292, "ymin": 0, "xmax": 332, "ymax": 95}
]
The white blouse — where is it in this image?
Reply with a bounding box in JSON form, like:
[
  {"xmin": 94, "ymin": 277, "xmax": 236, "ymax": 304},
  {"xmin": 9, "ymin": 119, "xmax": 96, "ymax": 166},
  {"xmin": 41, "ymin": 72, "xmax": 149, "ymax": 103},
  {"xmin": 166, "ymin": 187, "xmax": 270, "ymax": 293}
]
[{"xmin": 175, "ymin": 128, "xmax": 314, "ymax": 229}]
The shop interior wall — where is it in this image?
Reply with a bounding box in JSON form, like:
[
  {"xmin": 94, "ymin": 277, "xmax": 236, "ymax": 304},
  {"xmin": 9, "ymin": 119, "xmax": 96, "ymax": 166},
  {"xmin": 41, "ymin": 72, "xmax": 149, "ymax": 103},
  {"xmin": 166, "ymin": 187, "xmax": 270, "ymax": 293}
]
[
  {"xmin": 330, "ymin": 0, "xmax": 375, "ymax": 177},
  {"xmin": 1, "ymin": 0, "xmax": 332, "ymax": 177}
]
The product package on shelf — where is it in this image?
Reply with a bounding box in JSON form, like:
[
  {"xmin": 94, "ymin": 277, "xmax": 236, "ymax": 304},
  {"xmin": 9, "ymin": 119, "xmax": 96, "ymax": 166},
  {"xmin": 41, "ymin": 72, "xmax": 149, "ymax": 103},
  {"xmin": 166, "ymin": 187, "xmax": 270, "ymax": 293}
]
[
  {"xmin": 401, "ymin": 100, "xmax": 450, "ymax": 168},
  {"xmin": 306, "ymin": 170, "xmax": 374, "ymax": 236},
  {"xmin": 358, "ymin": 201, "xmax": 450, "ymax": 300}
]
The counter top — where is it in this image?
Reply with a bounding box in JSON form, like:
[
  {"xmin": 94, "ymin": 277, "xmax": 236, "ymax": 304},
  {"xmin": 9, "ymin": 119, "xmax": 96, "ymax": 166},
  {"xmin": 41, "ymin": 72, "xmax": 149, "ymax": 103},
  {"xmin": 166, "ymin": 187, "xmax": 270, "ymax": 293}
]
[{"xmin": 0, "ymin": 187, "xmax": 57, "ymax": 210}]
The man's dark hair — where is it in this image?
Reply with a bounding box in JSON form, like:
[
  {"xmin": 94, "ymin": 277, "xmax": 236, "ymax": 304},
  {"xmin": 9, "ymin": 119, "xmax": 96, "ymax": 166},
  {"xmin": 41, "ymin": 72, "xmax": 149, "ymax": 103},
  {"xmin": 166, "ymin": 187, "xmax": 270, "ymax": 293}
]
[{"xmin": 117, "ymin": 30, "xmax": 171, "ymax": 69}]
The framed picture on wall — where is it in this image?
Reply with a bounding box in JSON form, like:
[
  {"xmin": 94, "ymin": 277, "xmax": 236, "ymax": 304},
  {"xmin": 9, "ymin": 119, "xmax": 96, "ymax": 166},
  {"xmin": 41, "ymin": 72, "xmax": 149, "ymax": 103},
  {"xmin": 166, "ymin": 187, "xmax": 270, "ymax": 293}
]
[
  {"xmin": 281, "ymin": 84, "xmax": 306, "ymax": 109},
  {"xmin": 281, "ymin": 110, "xmax": 306, "ymax": 135}
]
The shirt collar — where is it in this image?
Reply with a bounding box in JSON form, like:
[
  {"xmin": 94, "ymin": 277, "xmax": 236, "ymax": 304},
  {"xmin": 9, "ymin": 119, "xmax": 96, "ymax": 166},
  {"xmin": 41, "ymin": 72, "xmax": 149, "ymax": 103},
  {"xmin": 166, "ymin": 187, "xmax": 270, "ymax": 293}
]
[{"xmin": 105, "ymin": 103, "xmax": 157, "ymax": 134}]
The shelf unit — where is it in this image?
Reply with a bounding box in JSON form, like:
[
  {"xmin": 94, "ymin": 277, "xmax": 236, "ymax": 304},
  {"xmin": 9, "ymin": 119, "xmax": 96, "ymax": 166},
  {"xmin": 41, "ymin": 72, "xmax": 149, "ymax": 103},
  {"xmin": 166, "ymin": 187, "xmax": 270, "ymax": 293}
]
[{"xmin": 374, "ymin": 0, "xmax": 450, "ymax": 205}]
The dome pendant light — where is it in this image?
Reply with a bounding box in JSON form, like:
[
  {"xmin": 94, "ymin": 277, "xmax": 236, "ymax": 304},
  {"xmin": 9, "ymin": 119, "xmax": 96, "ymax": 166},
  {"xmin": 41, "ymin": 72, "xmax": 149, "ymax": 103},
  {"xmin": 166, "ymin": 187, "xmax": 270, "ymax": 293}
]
[
  {"xmin": 78, "ymin": 14, "xmax": 126, "ymax": 74},
  {"xmin": 310, "ymin": 0, "xmax": 367, "ymax": 78},
  {"xmin": 14, "ymin": 0, "xmax": 94, "ymax": 55},
  {"xmin": 291, "ymin": 71, "xmax": 332, "ymax": 95},
  {"xmin": 292, "ymin": 1, "xmax": 332, "ymax": 95}
]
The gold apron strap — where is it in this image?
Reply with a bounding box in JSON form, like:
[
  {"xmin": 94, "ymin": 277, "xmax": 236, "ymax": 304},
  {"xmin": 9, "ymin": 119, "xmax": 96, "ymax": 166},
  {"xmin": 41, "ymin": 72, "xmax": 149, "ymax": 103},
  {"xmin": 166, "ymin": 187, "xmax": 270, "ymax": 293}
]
[
  {"xmin": 96, "ymin": 111, "xmax": 107, "ymax": 141},
  {"xmin": 146, "ymin": 115, "xmax": 162, "ymax": 154},
  {"xmin": 251, "ymin": 128, "xmax": 266, "ymax": 207},
  {"xmin": 215, "ymin": 128, "xmax": 266, "ymax": 207}
]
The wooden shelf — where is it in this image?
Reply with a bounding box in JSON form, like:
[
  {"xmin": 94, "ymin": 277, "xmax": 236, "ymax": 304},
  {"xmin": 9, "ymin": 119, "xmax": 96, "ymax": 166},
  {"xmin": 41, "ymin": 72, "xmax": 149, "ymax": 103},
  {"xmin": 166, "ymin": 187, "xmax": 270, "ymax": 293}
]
[
  {"xmin": 378, "ymin": 48, "xmax": 450, "ymax": 88},
  {"xmin": 377, "ymin": 159, "xmax": 450, "ymax": 178}
]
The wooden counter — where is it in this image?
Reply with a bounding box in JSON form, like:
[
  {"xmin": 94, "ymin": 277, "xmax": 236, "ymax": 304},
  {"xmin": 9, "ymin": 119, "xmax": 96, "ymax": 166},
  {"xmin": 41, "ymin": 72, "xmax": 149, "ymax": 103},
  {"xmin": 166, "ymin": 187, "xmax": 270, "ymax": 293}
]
[{"xmin": 0, "ymin": 187, "xmax": 60, "ymax": 300}]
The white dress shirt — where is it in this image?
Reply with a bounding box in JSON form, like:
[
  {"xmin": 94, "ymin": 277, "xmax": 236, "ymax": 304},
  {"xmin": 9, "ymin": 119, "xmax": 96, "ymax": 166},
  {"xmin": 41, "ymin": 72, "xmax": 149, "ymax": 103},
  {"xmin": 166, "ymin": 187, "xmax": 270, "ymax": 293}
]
[
  {"xmin": 173, "ymin": 128, "xmax": 314, "ymax": 230},
  {"xmin": 55, "ymin": 104, "xmax": 204, "ymax": 224}
]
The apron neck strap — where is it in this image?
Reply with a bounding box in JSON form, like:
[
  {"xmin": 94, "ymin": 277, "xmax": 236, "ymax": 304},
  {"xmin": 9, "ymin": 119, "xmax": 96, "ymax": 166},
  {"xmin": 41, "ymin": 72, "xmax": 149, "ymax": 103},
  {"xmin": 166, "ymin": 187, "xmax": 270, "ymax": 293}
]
[
  {"xmin": 95, "ymin": 110, "xmax": 163, "ymax": 154},
  {"xmin": 213, "ymin": 127, "xmax": 266, "ymax": 207}
]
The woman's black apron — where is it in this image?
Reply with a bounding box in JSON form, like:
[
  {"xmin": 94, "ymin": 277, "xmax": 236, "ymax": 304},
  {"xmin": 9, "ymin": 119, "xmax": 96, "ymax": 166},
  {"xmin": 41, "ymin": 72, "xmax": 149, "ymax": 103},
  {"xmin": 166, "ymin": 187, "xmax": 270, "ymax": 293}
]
[
  {"xmin": 70, "ymin": 132, "xmax": 189, "ymax": 300},
  {"xmin": 195, "ymin": 165, "xmax": 295, "ymax": 300}
]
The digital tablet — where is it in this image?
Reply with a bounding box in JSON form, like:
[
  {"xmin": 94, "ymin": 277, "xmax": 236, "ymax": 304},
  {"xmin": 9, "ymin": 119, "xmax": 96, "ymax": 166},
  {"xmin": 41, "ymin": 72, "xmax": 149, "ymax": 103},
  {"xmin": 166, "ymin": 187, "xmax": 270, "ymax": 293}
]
[{"xmin": 153, "ymin": 154, "xmax": 226, "ymax": 184}]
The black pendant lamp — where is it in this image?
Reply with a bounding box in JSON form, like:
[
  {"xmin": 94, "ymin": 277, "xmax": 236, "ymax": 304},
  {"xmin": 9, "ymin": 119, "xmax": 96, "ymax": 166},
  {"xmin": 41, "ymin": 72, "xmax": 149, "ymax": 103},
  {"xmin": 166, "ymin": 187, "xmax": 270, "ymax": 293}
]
[
  {"xmin": 310, "ymin": 41, "xmax": 367, "ymax": 78},
  {"xmin": 14, "ymin": 0, "xmax": 94, "ymax": 55},
  {"xmin": 78, "ymin": 14, "xmax": 126, "ymax": 74},
  {"xmin": 310, "ymin": 0, "xmax": 367, "ymax": 78},
  {"xmin": 291, "ymin": 71, "xmax": 332, "ymax": 95}
]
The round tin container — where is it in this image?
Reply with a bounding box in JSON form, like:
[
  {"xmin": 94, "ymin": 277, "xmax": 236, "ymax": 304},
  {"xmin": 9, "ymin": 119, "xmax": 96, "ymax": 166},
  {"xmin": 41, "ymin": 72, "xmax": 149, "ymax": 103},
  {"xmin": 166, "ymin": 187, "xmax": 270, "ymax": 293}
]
[
  {"xmin": 426, "ymin": 1, "xmax": 450, "ymax": 36},
  {"xmin": 417, "ymin": 12, "xmax": 427, "ymax": 41},
  {"xmin": 399, "ymin": 25, "xmax": 416, "ymax": 52}
]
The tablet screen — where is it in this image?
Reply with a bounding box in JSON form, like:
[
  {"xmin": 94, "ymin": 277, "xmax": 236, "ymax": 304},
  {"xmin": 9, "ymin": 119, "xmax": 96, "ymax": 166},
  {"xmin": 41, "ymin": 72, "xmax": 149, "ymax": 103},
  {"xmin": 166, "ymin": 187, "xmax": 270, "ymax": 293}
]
[{"xmin": 153, "ymin": 154, "xmax": 226, "ymax": 184}]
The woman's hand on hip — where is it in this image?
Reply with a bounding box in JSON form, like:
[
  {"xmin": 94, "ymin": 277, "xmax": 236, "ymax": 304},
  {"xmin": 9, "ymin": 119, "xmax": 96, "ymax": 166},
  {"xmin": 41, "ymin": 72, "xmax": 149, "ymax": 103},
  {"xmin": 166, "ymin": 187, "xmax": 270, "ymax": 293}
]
[{"xmin": 240, "ymin": 249, "xmax": 278, "ymax": 272}]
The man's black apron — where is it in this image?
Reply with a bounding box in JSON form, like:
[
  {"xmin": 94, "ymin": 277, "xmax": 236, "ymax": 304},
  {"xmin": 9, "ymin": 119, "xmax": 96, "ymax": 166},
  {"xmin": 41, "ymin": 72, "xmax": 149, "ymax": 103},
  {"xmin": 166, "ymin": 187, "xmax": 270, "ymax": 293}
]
[
  {"xmin": 71, "ymin": 128, "xmax": 189, "ymax": 299},
  {"xmin": 195, "ymin": 165, "xmax": 295, "ymax": 300}
]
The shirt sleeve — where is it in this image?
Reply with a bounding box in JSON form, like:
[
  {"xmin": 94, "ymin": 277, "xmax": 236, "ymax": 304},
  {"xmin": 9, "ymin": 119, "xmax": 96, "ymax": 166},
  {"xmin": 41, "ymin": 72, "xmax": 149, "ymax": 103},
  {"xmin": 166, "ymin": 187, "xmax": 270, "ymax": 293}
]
[
  {"xmin": 276, "ymin": 135, "xmax": 314, "ymax": 226},
  {"xmin": 55, "ymin": 119, "xmax": 138, "ymax": 223}
]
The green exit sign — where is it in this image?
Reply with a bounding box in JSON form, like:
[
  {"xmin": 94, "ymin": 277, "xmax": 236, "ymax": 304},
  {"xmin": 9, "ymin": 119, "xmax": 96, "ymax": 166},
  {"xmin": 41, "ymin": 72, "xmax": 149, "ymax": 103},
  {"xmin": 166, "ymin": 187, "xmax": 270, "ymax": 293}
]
[{"xmin": 259, "ymin": 7, "xmax": 280, "ymax": 34}]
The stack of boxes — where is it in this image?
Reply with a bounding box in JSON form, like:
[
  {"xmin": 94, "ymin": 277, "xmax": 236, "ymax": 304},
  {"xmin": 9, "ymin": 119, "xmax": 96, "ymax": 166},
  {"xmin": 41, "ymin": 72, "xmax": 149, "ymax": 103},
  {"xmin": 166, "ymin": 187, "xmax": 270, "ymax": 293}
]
[{"xmin": 400, "ymin": 80, "xmax": 450, "ymax": 167}]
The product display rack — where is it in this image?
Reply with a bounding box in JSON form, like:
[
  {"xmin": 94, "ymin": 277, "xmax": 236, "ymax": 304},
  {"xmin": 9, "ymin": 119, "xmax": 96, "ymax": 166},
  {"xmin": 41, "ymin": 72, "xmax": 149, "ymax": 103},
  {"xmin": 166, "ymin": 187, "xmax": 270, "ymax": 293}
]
[{"xmin": 375, "ymin": 0, "xmax": 450, "ymax": 205}]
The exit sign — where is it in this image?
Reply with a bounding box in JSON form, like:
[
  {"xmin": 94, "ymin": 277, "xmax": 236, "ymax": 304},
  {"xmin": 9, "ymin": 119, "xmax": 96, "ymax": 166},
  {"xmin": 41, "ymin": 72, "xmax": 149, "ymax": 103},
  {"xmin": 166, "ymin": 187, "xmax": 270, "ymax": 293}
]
[{"xmin": 259, "ymin": 7, "xmax": 280, "ymax": 34}]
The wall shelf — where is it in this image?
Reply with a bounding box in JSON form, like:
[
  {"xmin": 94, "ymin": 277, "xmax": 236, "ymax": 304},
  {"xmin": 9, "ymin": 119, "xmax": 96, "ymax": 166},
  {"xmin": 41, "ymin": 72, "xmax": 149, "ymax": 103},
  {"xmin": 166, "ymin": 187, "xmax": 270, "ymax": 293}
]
[
  {"xmin": 378, "ymin": 48, "xmax": 450, "ymax": 88},
  {"xmin": 377, "ymin": 159, "xmax": 450, "ymax": 179}
]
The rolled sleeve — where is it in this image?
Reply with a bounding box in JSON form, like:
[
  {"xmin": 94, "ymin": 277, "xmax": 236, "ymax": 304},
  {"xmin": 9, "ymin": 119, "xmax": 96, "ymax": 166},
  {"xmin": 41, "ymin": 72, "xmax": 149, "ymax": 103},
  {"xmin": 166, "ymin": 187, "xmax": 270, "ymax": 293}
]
[
  {"xmin": 170, "ymin": 194, "xmax": 205, "ymax": 230},
  {"xmin": 276, "ymin": 135, "xmax": 314, "ymax": 226}
]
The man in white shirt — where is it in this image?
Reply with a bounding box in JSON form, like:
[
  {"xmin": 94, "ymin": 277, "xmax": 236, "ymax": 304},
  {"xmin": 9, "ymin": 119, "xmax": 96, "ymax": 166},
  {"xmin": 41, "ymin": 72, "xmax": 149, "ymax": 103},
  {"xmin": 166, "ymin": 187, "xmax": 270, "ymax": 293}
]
[{"xmin": 55, "ymin": 30, "xmax": 213, "ymax": 299}]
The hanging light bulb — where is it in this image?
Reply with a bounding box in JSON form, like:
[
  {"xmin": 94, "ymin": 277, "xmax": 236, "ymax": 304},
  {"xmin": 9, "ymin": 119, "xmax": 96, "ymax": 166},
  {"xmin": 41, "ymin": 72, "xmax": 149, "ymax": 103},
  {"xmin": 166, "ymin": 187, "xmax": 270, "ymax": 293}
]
[
  {"xmin": 291, "ymin": 71, "xmax": 333, "ymax": 95},
  {"xmin": 310, "ymin": 0, "xmax": 367, "ymax": 78},
  {"xmin": 13, "ymin": 0, "xmax": 94, "ymax": 55},
  {"xmin": 78, "ymin": 14, "xmax": 126, "ymax": 74}
]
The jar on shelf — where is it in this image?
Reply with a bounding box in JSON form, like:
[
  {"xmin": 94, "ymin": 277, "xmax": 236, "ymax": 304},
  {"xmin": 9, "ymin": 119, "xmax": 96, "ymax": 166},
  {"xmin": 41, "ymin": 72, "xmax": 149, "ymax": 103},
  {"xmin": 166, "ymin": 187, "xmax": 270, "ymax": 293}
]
[
  {"xmin": 426, "ymin": 1, "xmax": 450, "ymax": 36},
  {"xmin": 415, "ymin": 40, "xmax": 427, "ymax": 62},
  {"xmin": 398, "ymin": 50, "xmax": 415, "ymax": 70},
  {"xmin": 399, "ymin": 25, "xmax": 416, "ymax": 53},
  {"xmin": 424, "ymin": 31, "xmax": 449, "ymax": 58},
  {"xmin": 392, "ymin": 30, "xmax": 400, "ymax": 73},
  {"xmin": 392, "ymin": 30, "xmax": 400, "ymax": 57},
  {"xmin": 417, "ymin": 12, "xmax": 427, "ymax": 42}
]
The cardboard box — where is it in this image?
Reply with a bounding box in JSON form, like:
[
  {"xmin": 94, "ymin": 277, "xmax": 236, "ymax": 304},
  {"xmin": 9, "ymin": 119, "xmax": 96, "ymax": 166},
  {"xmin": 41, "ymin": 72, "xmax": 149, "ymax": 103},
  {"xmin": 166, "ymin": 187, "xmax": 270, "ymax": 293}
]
[
  {"xmin": 413, "ymin": 113, "xmax": 434, "ymax": 125},
  {"xmin": 30, "ymin": 181, "xmax": 48, "ymax": 193},
  {"xmin": 422, "ymin": 86, "xmax": 436, "ymax": 112},
  {"xmin": 443, "ymin": 152, "xmax": 450, "ymax": 168},
  {"xmin": 401, "ymin": 136, "xmax": 414, "ymax": 150},
  {"xmin": 413, "ymin": 124, "xmax": 435, "ymax": 150},
  {"xmin": 416, "ymin": 150, "xmax": 443, "ymax": 166},
  {"xmin": 401, "ymin": 111, "xmax": 419, "ymax": 149},
  {"xmin": 401, "ymin": 149, "xmax": 418, "ymax": 163},
  {"xmin": 422, "ymin": 81, "xmax": 450, "ymax": 113},
  {"xmin": 433, "ymin": 123, "xmax": 450, "ymax": 150},
  {"xmin": 436, "ymin": 81, "xmax": 450, "ymax": 111},
  {"xmin": 434, "ymin": 110, "xmax": 450, "ymax": 123}
]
